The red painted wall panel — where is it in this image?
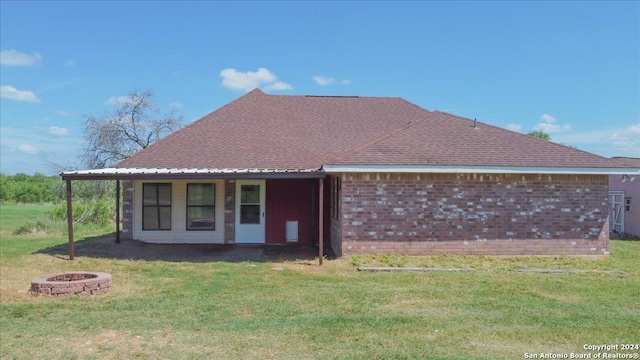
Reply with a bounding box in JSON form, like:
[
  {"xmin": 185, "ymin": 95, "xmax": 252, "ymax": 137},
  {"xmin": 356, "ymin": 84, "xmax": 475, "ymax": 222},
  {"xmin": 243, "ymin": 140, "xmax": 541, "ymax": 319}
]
[{"xmin": 265, "ymin": 179, "xmax": 315, "ymax": 244}]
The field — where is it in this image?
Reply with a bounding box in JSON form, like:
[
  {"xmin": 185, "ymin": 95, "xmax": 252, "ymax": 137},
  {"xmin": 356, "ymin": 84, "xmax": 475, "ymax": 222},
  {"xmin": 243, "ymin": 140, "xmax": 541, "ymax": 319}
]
[{"xmin": 1, "ymin": 203, "xmax": 639, "ymax": 359}]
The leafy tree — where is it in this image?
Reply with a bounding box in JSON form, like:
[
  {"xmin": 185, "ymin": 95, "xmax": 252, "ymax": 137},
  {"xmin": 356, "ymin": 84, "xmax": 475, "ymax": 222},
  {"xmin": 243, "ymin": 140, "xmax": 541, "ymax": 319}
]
[
  {"xmin": 527, "ymin": 129, "xmax": 551, "ymax": 141},
  {"xmin": 82, "ymin": 89, "xmax": 184, "ymax": 169},
  {"xmin": 0, "ymin": 173, "xmax": 119, "ymax": 203},
  {"xmin": 0, "ymin": 173, "xmax": 63, "ymax": 203},
  {"xmin": 0, "ymin": 174, "xmax": 9, "ymax": 202}
]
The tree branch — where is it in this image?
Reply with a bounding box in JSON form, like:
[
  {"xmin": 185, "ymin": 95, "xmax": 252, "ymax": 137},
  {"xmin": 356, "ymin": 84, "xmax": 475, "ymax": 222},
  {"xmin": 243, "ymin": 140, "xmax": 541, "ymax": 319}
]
[{"xmin": 80, "ymin": 89, "xmax": 184, "ymax": 169}]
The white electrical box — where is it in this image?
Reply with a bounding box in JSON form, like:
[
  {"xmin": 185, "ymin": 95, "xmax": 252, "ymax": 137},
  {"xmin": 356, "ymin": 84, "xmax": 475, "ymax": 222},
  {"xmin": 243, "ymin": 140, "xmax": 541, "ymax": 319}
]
[{"xmin": 286, "ymin": 221, "xmax": 298, "ymax": 242}]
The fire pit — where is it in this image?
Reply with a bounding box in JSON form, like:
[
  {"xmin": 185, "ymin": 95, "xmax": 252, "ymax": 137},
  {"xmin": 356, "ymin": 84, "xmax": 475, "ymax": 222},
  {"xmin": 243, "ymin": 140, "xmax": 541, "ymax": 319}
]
[{"xmin": 31, "ymin": 271, "xmax": 112, "ymax": 296}]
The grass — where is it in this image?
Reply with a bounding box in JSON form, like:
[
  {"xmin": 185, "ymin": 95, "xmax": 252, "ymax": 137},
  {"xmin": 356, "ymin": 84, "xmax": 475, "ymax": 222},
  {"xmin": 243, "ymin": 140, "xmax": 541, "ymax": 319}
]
[{"xmin": 1, "ymin": 203, "xmax": 639, "ymax": 359}]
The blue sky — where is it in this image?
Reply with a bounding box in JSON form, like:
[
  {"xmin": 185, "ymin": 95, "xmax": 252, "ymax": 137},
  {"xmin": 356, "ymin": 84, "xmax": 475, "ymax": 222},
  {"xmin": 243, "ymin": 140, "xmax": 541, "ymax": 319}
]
[{"xmin": 1, "ymin": 1, "xmax": 638, "ymax": 175}]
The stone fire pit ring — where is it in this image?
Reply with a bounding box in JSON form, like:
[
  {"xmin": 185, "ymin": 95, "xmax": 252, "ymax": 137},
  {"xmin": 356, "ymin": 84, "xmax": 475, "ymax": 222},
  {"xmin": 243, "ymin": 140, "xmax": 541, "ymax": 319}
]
[{"xmin": 31, "ymin": 271, "xmax": 112, "ymax": 296}]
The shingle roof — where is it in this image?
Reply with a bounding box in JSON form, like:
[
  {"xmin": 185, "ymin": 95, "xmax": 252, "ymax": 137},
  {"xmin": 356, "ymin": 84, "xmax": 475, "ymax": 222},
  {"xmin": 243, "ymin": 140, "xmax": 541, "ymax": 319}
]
[
  {"xmin": 335, "ymin": 111, "xmax": 618, "ymax": 167},
  {"xmin": 116, "ymin": 88, "xmax": 622, "ymax": 171},
  {"xmin": 612, "ymin": 157, "xmax": 640, "ymax": 167}
]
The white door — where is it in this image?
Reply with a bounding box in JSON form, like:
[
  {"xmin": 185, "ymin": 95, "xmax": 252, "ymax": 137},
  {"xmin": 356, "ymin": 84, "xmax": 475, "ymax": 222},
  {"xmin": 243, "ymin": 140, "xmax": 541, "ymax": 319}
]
[
  {"xmin": 235, "ymin": 180, "xmax": 266, "ymax": 243},
  {"xmin": 609, "ymin": 191, "xmax": 624, "ymax": 233}
]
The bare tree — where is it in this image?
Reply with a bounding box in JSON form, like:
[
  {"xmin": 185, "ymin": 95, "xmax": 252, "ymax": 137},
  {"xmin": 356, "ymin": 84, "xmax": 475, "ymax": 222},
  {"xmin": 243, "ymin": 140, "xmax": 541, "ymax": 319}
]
[{"xmin": 82, "ymin": 90, "xmax": 183, "ymax": 169}]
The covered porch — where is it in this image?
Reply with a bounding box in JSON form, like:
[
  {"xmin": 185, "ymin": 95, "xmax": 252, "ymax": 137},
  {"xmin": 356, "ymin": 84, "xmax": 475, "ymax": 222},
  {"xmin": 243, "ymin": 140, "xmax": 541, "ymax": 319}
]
[{"xmin": 61, "ymin": 168, "xmax": 332, "ymax": 265}]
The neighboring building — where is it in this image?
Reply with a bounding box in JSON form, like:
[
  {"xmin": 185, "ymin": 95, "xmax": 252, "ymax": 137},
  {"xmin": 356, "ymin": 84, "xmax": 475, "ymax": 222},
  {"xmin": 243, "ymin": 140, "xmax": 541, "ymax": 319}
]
[
  {"xmin": 609, "ymin": 157, "xmax": 640, "ymax": 236},
  {"xmin": 62, "ymin": 89, "xmax": 638, "ymax": 257}
]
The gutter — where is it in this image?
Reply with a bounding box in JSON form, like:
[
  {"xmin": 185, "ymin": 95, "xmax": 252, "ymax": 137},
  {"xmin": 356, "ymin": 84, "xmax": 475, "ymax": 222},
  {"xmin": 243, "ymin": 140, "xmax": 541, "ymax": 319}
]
[{"xmin": 321, "ymin": 164, "xmax": 640, "ymax": 175}]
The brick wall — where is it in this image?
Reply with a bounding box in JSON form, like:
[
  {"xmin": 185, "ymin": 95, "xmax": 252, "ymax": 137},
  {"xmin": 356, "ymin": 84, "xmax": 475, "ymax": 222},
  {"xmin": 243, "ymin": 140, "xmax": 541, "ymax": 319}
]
[
  {"xmin": 121, "ymin": 180, "xmax": 134, "ymax": 240},
  {"xmin": 339, "ymin": 173, "xmax": 609, "ymax": 256},
  {"xmin": 224, "ymin": 179, "xmax": 235, "ymax": 244}
]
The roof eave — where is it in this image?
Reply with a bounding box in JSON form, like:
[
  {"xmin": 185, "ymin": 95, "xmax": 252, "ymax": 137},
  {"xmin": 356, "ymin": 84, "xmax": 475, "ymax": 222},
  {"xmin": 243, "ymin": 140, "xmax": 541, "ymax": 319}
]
[
  {"xmin": 61, "ymin": 168, "xmax": 326, "ymax": 180},
  {"xmin": 322, "ymin": 164, "xmax": 640, "ymax": 175}
]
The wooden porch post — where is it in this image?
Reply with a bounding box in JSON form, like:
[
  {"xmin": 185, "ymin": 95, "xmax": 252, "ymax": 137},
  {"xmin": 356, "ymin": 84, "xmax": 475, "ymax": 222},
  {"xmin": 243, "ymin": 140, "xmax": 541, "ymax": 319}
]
[
  {"xmin": 66, "ymin": 179, "xmax": 74, "ymax": 260},
  {"xmin": 115, "ymin": 179, "xmax": 121, "ymax": 244},
  {"xmin": 318, "ymin": 178, "xmax": 324, "ymax": 266}
]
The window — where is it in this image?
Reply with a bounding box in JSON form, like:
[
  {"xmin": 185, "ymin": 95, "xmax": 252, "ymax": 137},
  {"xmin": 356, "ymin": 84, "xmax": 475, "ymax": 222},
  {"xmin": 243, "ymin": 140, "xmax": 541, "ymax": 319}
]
[
  {"xmin": 187, "ymin": 183, "xmax": 216, "ymax": 230},
  {"xmin": 625, "ymin": 197, "xmax": 632, "ymax": 212},
  {"xmin": 331, "ymin": 176, "xmax": 341, "ymax": 219},
  {"xmin": 240, "ymin": 185, "xmax": 260, "ymax": 224},
  {"xmin": 142, "ymin": 184, "xmax": 171, "ymax": 230}
]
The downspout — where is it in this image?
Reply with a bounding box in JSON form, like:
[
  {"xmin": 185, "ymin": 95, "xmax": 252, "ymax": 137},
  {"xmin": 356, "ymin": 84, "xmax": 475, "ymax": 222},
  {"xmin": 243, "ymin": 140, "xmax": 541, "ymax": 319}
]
[
  {"xmin": 116, "ymin": 179, "xmax": 121, "ymax": 244},
  {"xmin": 318, "ymin": 177, "xmax": 324, "ymax": 266}
]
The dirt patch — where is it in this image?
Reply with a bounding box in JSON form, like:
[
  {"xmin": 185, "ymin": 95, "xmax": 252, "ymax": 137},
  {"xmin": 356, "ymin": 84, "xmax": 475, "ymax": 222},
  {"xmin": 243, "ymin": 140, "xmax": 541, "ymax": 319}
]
[{"xmin": 66, "ymin": 330, "xmax": 171, "ymax": 359}]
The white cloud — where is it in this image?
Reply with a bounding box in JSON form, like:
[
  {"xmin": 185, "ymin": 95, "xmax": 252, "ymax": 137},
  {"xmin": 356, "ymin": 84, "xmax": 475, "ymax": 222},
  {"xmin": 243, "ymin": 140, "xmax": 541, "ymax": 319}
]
[
  {"xmin": 169, "ymin": 102, "xmax": 183, "ymax": 109},
  {"xmin": 0, "ymin": 127, "xmax": 84, "ymax": 174},
  {"xmin": 0, "ymin": 49, "xmax": 42, "ymax": 66},
  {"xmin": 0, "ymin": 85, "xmax": 41, "ymax": 103},
  {"xmin": 106, "ymin": 95, "xmax": 135, "ymax": 105},
  {"xmin": 313, "ymin": 76, "xmax": 336, "ymax": 86},
  {"xmin": 609, "ymin": 123, "xmax": 640, "ymax": 152},
  {"xmin": 534, "ymin": 113, "xmax": 571, "ymax": 133},
  {"xmin": 313, "ymin": 75, "xmax": 351, "ymax": 86},
  {"xmin": 17, "ymin": 144, "xmax": 38, "ymax": 154},
  {"xmin": 220, "ymin": 67, "xmax": 292, "ymax": 92},
  {"xmin": 506, "ymin": 123, "xmax": 523, "ymax": 132},
  {"xmin": 265, "ymin": 81, "xmax": 293, "ymax": 91},
  {"xmin": 540, "ymin": 114, "xmax": 555, "ymax": 123},
  {"xmin": 47, "ymin": 126, "xmax": 69, "ymax": 137},
  {"xmin": 553, "ymin": 122, "xmax": 640, "ymax": 158},
  {"xmin": 627, "ymin": 124, "xmax": 640, "ymax": 135},
  {"xmin": 64, "ymin": 60, "xmax": 75, "ymax": 66},
  {"xmin": 55, "ymin": 110, "xmax": 74, "ymax": 116}
]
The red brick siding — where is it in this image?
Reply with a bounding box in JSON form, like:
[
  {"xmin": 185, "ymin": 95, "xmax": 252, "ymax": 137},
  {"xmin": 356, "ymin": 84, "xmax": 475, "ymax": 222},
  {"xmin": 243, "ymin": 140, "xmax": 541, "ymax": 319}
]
[
  {"xmin": 224, "ymin": 180, "xmax": 235, "ymax": 244},
  {"xmin": 339, "ymin": 173, "xmax": 609, "ymax": 256},
  {"xmin": 121, "ymin": 180, "xmax": 133, "ymax": 240}
]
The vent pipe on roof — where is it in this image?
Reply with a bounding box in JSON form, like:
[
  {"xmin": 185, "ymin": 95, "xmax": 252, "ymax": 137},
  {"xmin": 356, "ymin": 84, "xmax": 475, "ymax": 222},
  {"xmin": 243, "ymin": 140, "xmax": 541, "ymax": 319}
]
[{"xmin": 473, "ymin": 118, "xmax": 478, "ymax": 129}]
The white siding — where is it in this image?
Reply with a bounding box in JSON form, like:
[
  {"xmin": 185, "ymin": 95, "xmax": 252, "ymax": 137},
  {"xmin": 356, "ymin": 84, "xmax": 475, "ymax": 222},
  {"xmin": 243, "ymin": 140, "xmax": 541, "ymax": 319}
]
[{"xmin": 132, "ymin": 179, "xmax": 225, "ymax": 244}]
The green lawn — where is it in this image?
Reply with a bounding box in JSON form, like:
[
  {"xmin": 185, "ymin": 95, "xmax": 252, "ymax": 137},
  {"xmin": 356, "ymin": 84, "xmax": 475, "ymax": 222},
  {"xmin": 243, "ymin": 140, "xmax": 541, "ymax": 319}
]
[{"xmin": 1, "ymin": 203, "xmax": 638, "ymax": 359}]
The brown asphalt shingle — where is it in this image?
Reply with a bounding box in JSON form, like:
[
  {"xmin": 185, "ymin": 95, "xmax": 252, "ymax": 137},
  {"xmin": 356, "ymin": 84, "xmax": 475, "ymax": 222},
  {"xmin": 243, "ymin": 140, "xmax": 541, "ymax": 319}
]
[
  {"xmin": 611, "ymin": 157, "xmax": 640, "ymax": 167},
  {"xmin": 336, "ymin": 111, "xmax": 618, "ymax": 167},
  {"xmin": 116, "ymin": 88, "xmax": 620, "ymax": 170}
]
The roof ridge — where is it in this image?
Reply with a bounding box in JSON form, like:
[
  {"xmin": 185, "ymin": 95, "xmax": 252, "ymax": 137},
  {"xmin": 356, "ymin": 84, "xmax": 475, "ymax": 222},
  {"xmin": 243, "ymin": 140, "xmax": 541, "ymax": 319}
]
[
  {"xmin": 266, "ymin": 92, "xmax": 404, "ymax": 100},
  {"xmin": 304, "ymin": 95, "xmax": 360, "ymax": 98},
  {"xmin": 612, "ymin": 156, "xmax": 640, "ymax": 160},
  {"xmin": 328, "ymin": 117, "xmax": 429, "ymax": 164}
]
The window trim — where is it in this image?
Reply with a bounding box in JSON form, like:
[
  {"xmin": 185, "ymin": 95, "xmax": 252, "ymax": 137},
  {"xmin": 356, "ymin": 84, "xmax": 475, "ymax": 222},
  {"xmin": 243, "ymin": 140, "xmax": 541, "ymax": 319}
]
[
  {"xmin": 186, "ymin": 183, "xmax": 216, "ymax": 231},
  {"xmin": 142, "ymin": 183, "xmax": 172, "ymax": 231}
]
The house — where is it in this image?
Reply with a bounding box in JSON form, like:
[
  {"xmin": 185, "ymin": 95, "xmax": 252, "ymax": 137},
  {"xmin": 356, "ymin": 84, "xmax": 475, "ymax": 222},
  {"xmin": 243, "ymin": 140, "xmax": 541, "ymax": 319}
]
[
  {"xmin": 62, "ymin": 89, "xmax": 638, "ymax": 260},
  {"xmin": 609, "ymin": 157, "xmax": 640, "ymax": 236}
]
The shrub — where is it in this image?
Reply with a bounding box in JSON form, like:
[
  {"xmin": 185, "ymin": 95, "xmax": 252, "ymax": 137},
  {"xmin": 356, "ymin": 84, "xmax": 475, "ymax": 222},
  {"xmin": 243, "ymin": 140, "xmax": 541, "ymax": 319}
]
[
  {"xmin": 49, "ymin": 199, "xmax": 115, "ymax": 226},
  {"xmin": 12, "ymin": 218, "xmax": 63, "ymax": 236}
]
